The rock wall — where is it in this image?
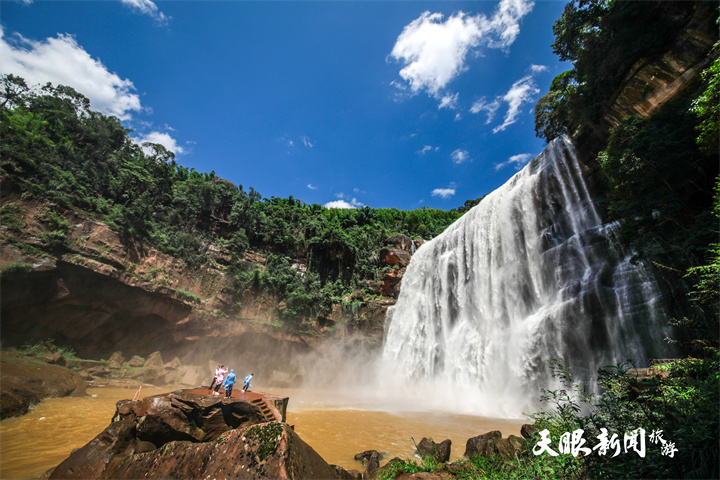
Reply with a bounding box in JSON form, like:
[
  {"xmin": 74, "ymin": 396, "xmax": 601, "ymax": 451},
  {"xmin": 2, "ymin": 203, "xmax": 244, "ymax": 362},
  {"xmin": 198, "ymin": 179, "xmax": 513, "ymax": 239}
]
[{"xmin": 603, "ymin": 3, "xmax": 717, "ymax": 130}]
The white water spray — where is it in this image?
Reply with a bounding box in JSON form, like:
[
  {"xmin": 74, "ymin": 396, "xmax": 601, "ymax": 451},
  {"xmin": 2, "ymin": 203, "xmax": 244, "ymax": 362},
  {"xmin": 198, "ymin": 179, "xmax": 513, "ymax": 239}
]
[{"xmin": 380, "ymin": 137, "xmax": 671, "ymax": 417}]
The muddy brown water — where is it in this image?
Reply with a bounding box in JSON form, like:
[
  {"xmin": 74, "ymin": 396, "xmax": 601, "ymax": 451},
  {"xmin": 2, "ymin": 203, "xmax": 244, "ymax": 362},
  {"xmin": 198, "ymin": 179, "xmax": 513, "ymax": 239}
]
[{"xmin": 0, "ymin": 386, "xmax": 525, "ymax": 479}]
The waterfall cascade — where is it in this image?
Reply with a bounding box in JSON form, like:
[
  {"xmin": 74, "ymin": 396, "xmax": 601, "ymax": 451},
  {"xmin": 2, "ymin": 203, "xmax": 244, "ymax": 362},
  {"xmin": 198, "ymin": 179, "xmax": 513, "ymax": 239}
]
[{"xmin": 380, "ymin": 136, "xmax": 672, "ymax": 416}]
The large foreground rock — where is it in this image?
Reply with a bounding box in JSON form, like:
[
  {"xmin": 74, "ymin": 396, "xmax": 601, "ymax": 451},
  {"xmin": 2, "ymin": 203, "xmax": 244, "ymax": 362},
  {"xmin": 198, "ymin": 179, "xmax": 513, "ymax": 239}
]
[
  {"xmin": 50, "ymin": 390, "xmax": 356, "ymax": 480},
  {"xmin": 0, "ymin": 355, "xmax": 87, "ymax": 419}
]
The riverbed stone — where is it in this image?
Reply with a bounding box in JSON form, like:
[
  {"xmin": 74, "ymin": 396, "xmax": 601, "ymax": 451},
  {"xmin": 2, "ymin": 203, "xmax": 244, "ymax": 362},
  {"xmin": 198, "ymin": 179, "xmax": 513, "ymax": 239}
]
[{"xmin": 127, "ymin": 355, "xmax": 145, "ymax": 367}]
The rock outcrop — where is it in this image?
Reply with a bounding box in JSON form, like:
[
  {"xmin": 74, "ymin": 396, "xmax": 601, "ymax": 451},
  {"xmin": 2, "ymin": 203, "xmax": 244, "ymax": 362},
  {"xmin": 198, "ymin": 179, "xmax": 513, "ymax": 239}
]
[
  {"xmin": 464, "ymin": 430, "xmax": 528, "ymax": 461},
  {"xmin": 50, "ymin": 390, "xmax": 356, "ymax": 480},
  {"xmin": 0, "ymin": 354, "xmax": 87, "ymax": 419},
  {"xmin": 416, "ymin": 438, "xmax": 452, "ymax": 463}
]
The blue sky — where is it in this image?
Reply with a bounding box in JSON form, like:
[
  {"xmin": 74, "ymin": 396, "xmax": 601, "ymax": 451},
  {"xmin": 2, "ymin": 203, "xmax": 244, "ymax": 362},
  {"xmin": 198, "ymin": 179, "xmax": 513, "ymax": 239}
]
[{"xmin": 1, "ymin": 0, "xmax": 569, "ymax": 210}]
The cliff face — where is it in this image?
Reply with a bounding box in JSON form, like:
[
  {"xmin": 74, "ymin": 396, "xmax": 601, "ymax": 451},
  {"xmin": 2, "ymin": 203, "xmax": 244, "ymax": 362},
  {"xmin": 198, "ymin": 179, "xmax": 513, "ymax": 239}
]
[
  {"xmin": 603, "ymin": 3, "xmax": 717, "ymax": 130},
  {"xmin": 0, "ymin": 195, "xmax": 420, "ymax": 367}
]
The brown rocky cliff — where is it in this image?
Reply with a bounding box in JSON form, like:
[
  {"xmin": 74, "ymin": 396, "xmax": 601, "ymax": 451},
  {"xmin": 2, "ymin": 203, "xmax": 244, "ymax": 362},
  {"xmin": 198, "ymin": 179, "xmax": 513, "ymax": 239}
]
[{"xmin": 603, "ymin": 3, "xmax": 717, "ymax": 130}]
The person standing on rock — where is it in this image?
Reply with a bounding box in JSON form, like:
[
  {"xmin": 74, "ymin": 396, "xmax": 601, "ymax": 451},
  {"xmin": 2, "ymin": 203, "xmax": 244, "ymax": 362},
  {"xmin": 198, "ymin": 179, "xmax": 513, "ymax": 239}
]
[
  {"xmin": 242, "ymin": 373, "xmax": 253, "ymax": 392},
  {"xmin": 223, "ymin": 369, "xmax": 237, "ymax": 398},
  {"xmin": 213, "ymin": 365, "xmax": 227, "ymax": 395},
  {"xmin": 209, "ymin": 364, "xmax": 221, "ymax": 392}
]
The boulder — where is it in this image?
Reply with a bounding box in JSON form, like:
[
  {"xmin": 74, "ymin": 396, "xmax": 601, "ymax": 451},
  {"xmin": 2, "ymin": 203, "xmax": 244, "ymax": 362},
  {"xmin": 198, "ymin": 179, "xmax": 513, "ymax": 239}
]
[
  {"xmin": 127, "ymin": 356, "xmax": 145, "ymax": 367},
  {"xmin": 164, "ymin": 356, "xmax": 181, "ymax": 370},
  {"xmin": 108, "ymin": 351, "xmax": 124, "ymax": 369},
  {"xmin": 49, "ymin": 351, "xmax": 66, "ymax": 367},
  {"xmin": 178, "ymin": 365, "xmax": 205, "ymax": 387},
  {"xmin": 144, "ymin": 351, "xmax": 164, "ymax": 369},
  {"xmin": 143, "ymin": 367, "xmax": 167, "ymax": 386},
  {"xmin": 417, "ymin": 437, "xmax": 451, "ymax": 463},
  {"xmin": 354, "ymin": 450, "xmax": 383, "ymax": 476},
  {"xmin": 51, "ymin": 390, "xmax": 354, "ymax": 480},
  {"xmin": 520, "ymin": 423, "xmax": 538, "ymax": 440},
  {"xmin": 464, "ymin": 431, "xmax": 527, "ymax": 461}
]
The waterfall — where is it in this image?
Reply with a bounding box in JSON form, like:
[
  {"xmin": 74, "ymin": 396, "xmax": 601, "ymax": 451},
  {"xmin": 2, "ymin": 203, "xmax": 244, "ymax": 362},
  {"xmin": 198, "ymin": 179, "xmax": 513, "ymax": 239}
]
[{"xmin": 380, "ymin": 136, "xmax": 672, "ymax": 417}]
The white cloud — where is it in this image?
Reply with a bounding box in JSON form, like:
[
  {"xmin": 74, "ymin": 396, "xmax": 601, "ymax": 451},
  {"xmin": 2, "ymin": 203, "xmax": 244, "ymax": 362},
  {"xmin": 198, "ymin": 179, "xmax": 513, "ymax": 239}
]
[
  {"xmin": 326, "ymin": 194, "xmax": 364, "ymax": 209},
  {"xmin": 120, "ymin": 0, "xmax": 169, "ymax": 24},
  {"xmin": 438, "ymin": 92, "xmax": 459, "ymax": 110},
  {"xmin": 431, "ymin": 188, "xmax": 456, "ymax": 199},
  {"xmin": 134, "ymin": 131, "xmax": 184, "ymax": 155},
  {"xmin": 307, "ymin": 184, "xmax": 318, "ymax": 190},
  {"xmin": 492, "ymin": 74, "xmax": 539, "ymax": 133},
  {"xmin": 451, "ymin": 149, "xmax": 471, "ymax": 164},
  {"xmin": 418, "ymin": 145, "xmax": 439, "ymax": 155},
  {"xmin": 469, "ymin": 96, "xmax": 501, "ymax": 123},
  {"xmin": 390, "ymin": 0, "xmax": 534, "ymax": 106},
  {"xmin": 530, "ymin": 64, "xmax": 548, "ymax": 73},
  {"xmin": 301, "ymin": 136, "xmax": 315, "ymax": 148},
  {"xmin": 495, "ymin": 152, "xmax": 533, "ymax": 170},
  {"xmin": 0, "ymin": 27, "xmax": 142, "ymax": 120}
]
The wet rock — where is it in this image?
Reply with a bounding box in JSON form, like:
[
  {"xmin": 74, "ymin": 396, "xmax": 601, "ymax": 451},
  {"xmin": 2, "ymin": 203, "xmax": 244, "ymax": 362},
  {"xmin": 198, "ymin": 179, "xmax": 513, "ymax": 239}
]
[
  {"xmin": 108, "ymin": 351, "xmax": 124, "ymax": 369},
  {"xmin": 354, "ymin": 449, "xmax": 383, "ymax": 475},
  {"xmin": 417, "ymin": 437, "xmax": 451, "ymax": 463},
  {"xmin": 464, "ymin": 431, "xmax": 528, "ymax": 461},
  {"xmin": 51, "ymin": 390, "xmax": 352, "ymax": 480}
]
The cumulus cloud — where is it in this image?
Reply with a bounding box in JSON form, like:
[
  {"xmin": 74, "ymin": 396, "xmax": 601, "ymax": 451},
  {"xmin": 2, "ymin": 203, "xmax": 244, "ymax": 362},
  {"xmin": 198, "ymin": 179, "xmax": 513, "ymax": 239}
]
[
  {"xmin": 451, "ymin": 149, "xmax": 471, "ymax": 164},
  {"xmin": 0, "ymin": 27, "xmax": 142, "ymax": 120},
  {"xmin": 492, "ymin": 75, "xmax": 539, "ymax": 133},
  {"xmin": 120, "ymin": 0, "xmax": 169, "ymax": 24},
  {"xmin": 325, "ymin": 193, "xmax": 364, "ymax": 209},
  {"xmin": 390, "ymin": 0, "xmax": 534, "ymax": 106},
  {"xmin": 495, "ymin": 152, "xmax": 533, "ymax": 171},
  {"xmin": 134, "ymin": 131, "xmax": 185, "ymax": 155},
  {"xmin": 438, "ymin": 92, "xmax": 459, "ymax": 110},
  {"xmin": 431, "ymin": 187, "xmax": 456, "ymax": 199},
  {"xmin": 307, "ymin": 184, "xmax": 318, "ymax": 190}
]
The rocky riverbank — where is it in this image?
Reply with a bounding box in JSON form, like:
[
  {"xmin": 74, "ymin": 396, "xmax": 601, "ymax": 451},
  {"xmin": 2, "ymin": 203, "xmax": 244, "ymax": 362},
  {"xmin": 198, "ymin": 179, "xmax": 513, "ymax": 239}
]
[
  {"xmin": 0, "ymin": 353, "xmax": 86, "ymax": 419},
  {"xmin": 49, "ymin": 389, "xmax": 360, "ymax": 480}
]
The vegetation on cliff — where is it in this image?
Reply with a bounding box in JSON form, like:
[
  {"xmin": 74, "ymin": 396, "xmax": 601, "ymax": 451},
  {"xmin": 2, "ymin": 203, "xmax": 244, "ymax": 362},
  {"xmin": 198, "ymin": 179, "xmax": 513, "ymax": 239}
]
[{"xmin": 0, "ymin": 74, "xmax": 464, "ymax": 326}]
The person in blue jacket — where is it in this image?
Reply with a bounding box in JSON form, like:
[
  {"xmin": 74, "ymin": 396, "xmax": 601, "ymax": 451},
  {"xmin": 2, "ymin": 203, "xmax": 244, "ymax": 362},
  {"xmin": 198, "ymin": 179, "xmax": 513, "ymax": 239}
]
[
  {"xmin": 242, "ymin": 373, "xmax": 254, "ymax": 392},
  {"xmin": 223, "ymin": 369, "xmax": 237, "ymax": 398}
]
